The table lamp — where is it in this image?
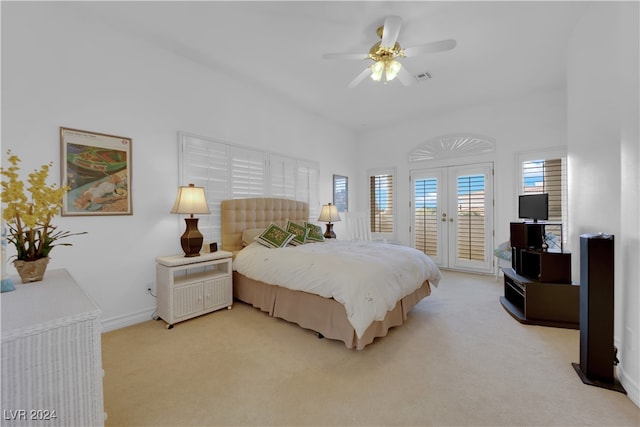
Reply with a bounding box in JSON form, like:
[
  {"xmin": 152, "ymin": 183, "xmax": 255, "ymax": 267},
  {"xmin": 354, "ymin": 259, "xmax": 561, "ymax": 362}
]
[
  {"xmin": 171, "ymin": 184, "xmax": 210, "ymax": 257},
  {"xmin": 318, "ymin": 202, "xmax": 341, "ymax": 239}
]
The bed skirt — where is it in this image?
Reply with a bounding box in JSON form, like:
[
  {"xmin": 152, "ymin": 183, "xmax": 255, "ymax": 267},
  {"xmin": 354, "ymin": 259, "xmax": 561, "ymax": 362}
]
[{"xmin": 233, "ymin": 271, "xmax": 432, "ymax": 350}]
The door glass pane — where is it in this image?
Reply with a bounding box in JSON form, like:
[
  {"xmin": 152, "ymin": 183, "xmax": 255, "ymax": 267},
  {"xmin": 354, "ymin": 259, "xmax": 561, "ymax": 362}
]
[
  {"xmin": 414, "ymin": 178, "xmax": 438, "ymax": 257},
  {"xmin": 457, "ymin": 174, "xmax": 485, "ymax": 261}
]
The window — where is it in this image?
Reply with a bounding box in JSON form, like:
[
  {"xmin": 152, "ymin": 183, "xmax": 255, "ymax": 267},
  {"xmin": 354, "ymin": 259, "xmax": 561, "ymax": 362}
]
[
  {"xmin": 333, "ymin": 175, "xmax": 348, "ymax": 213},
  {"xmin": 230, "ymin": 146, "xmax": 265, "ymax": 198},
  {"xmin": 296, "ymin": 160, "xmax": 320, "ymax": 221},
  {"xmin": 369, "ymin": 169, "xmax": 395, "ymax": 236},
  {"xmin": 270, "ymin": 154, "xmax": 296, "ymax": 199},
  {"xmin": 519, "ymin": 149, "xmax": 567, "ymax": 247},
  {"xmin": 179, "ymin": 132, "xmax": 319, "ymax": 244}
]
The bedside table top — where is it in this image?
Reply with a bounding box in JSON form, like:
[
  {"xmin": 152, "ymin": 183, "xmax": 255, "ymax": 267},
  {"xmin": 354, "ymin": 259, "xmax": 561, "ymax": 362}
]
[{"xmin": 156, "ymin": 250, "xmax": 232, "ymax": 267}]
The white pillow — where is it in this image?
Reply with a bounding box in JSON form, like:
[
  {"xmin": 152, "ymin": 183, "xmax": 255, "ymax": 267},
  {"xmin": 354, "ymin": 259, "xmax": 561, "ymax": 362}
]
[{"xmin": 242, "ymin": 228, "xmax": 265, "ymax": 247}]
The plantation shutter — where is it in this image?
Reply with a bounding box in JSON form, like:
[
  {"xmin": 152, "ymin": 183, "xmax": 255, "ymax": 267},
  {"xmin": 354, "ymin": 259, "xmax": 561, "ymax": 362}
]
[
  {"xmin": 179, "ymin": 132, "xmax": 319, "ymax": 245},
  {"xmin": 457, "ymin": 174, "xmax": 485, "ymax": 261},
  {"xmin": 296, "ymin": 160, "xmax": 320, "ymax": 221},
  {"xmin": 521, "ymin": 156, "xmax": 567, "ymax": 244},
  {"xmin": 230, "ymin": 146, "xmax": 265, "ymax": 199},
  {"xmin": 413, "ymin": 177, "xmax": 438, "ymax": 257},
  {"xmin": 370, "ymin": 173, "xmax": 394, "ymax": 234},
  {"xmin": 179, "ymin": 137, "xmax": 229, "ymax": 244},
  {"xmin": 270, "ymin": 154, "xmax": 296, "ymax": 199}
]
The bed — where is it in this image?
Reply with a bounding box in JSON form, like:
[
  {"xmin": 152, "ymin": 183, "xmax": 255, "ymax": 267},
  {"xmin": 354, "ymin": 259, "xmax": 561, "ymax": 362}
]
[{"xmin": 221, "ymin": 197, "xmax": 441, "ymax": 350}]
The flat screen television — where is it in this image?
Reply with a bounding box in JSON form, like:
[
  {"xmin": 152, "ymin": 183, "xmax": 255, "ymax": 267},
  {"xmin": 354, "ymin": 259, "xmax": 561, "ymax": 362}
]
[{"xmin": 519, "ymin": 193, "xmax": 548, "ymax": 222}]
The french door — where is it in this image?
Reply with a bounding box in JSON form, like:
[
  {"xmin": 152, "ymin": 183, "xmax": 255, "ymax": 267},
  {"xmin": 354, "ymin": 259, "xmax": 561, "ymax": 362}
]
[{"xmin": 411, "ymin": 163, "xmax": 494, "ymax": 273}]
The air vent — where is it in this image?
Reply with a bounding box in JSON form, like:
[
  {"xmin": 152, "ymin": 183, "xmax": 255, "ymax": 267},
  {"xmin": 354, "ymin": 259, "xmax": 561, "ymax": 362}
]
[{"xmin": 415, "ymin": 71, "xmax": 432, "ymax": 82}]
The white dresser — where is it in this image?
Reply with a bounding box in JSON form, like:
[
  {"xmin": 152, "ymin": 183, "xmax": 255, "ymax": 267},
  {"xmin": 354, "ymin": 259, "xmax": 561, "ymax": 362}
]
[{"xmin": 1, "ymin": 269, "xmax": 104, "ymax": 427}]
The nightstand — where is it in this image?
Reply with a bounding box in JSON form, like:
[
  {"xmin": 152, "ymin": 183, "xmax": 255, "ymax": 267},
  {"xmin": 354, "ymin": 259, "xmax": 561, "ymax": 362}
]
[{"xmin": 155, "ymin": 251, "xmax": 233, "ymax": 329}]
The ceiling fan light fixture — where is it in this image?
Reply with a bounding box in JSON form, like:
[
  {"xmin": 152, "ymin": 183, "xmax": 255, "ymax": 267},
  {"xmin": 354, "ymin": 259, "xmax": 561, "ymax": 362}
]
[
  {"xmin": 370, "ymin": 61, "xmax": 385, "ymax": 81},
  {"xmin": 385, "ymin": 60, "xmax": 402, "ymax": 81},
  {"xmin": 323, "ymin": 15, "xmax": 455, "ymax": 88}
]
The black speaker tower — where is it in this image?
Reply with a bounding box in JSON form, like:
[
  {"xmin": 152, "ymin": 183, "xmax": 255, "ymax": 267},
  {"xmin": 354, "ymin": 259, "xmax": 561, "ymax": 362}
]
[{"xmin": 572, "ymin": 233, "xmax": 625, "ymax": 393}]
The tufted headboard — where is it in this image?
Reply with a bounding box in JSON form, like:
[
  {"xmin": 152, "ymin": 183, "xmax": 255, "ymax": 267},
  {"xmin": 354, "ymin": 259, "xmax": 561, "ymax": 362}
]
[{"xmin": 221, "ymin": 198, "xmax": 310, "ymax": 253}]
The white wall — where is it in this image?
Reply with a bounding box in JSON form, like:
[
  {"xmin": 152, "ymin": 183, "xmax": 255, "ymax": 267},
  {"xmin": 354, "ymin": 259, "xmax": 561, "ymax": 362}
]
[
  {"xmin": 619, "ymin": 2, "xmax": 640, "ymax": 409},
  {"xmin": 567, "ymin": 2, "xmax": 639, "ymax": 406},
  {"xmin": 1, "ymin": 2, "xmax": 358, "ymax": 329},
  {"xmin": 356, "ymin": 88, "xmax": 568, "ymax": 248}
]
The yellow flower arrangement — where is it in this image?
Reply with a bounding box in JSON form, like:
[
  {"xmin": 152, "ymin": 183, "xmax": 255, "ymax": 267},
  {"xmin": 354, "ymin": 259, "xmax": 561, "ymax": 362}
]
[{"xmin": 1, "ymin": 150, "xmax": 85, "ymax": 261}]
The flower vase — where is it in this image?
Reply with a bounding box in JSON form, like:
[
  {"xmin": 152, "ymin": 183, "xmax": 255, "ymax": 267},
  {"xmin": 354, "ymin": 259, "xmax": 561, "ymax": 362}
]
[{"xmin": 13, "ymin": 257, "xmax": 50, "ymax": 283}]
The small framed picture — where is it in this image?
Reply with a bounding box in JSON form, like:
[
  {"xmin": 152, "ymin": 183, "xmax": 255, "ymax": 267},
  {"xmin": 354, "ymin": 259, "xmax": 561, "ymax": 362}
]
[
  {"xmin": 60, "ymin": 127, "xmax": 132, "ymax": 216},
  {"xmin": 333, "ymin": 174, "xmax": 348, "ymax": 212}
]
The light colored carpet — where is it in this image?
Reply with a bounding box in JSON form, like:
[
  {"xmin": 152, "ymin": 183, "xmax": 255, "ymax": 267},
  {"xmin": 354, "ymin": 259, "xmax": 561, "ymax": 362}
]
[{"xmin": 102, "ymin": 270, "xmax": 639, "ymax": 426}]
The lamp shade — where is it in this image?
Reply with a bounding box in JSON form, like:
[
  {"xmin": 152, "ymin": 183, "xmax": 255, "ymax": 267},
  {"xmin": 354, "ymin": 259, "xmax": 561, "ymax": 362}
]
[
  {"xmin": 318, "ymin": 203, "xmax": 340, "ymax": 239},
  {"xmin": 318, "ymin": 203, "xmax": 341, "ymax": 223},
  {"xmin": 170, "ymin": 184, "xmax": 210, "ymax": 215}
]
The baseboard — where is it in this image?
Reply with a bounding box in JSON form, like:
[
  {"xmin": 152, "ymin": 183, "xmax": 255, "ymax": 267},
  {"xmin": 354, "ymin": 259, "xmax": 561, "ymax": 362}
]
[
  {"xmin": 613, "ymin": 337, "xmax": 639, "ymax": 407},
  {"xmin": 618, "ymin": 364, "xmax": 640, "ymax": 407},
  {"xmin": 101, "ymin": 308, "xmax": 157, "ymax": 333}
]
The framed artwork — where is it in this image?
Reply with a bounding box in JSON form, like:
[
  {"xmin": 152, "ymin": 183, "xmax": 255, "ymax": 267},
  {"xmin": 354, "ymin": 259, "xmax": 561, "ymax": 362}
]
[
  {"xmin": 333, "ymin": 174, "xmax": 348, "ymax": 212},
  {"xmin": 60, "ymin": 127, "xmax": 132, "ymax": 216}
]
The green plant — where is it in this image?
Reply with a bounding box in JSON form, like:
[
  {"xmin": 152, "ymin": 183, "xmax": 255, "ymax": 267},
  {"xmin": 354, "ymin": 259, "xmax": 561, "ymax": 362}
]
[{"xmin": 1, "ymin": 150, "xmax": 85, "ymax": 261}]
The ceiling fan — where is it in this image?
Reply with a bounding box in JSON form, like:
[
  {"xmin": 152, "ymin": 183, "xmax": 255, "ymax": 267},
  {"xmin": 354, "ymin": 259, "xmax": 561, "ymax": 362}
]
[{"xmin": 323, "ymin": 15, "xmax": 456, "ymax": 88}]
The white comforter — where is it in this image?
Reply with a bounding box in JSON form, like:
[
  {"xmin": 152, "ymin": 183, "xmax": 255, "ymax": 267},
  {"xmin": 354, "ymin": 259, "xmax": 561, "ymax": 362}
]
[{"xmin": 233, "ymin": 240, "xmax": 441, "ymax": 338}]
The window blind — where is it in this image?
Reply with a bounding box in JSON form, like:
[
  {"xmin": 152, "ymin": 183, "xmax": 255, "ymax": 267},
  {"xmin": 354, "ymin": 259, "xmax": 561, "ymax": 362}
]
[
  {"xmin": 179, "ymin": 136, "xmax": 229, "ymax": 243},
  {"xmin": 522, "ymin": 156, "xmax": 567, "ymax": 246},
  {"xmin": 457, "ymin": 174, "xmax": 485, "ymax": 261},
  {"xmin": 179, "ymin": 132, "xmax": 319, "ymax": 245},
  {"xmin": 413, "ymin": 178, "xmax": 438, "ymax": 257},
  {"xmin": 230, "ymin": 146, "xmax": 265, "ymax": 199},
  {"xmin": 270, "ymin": 154, "xmax": 296, "ymax": 200},
  {"xmin": 370, "ymin": 174, "xmax": 394, "ymax": 233},
  {"xmin": 296, "ymin": 160, "xmax": 320, "ymax": 221}
]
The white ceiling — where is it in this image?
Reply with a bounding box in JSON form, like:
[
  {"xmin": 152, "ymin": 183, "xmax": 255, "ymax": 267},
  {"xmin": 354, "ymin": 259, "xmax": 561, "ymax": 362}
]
[{"xmin": 65, "ymin": 1, "xmax": 590, "ymax": 133}]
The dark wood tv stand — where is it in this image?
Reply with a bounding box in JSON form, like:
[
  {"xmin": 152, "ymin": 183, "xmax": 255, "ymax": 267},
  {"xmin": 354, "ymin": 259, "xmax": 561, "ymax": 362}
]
[
  {"xmin": 500, "ymin": 268, "xmax": 579, "ymax": 329},
  {"xmin": 501, "ymin": 222, "xmax": 579, "ymax": 329}
]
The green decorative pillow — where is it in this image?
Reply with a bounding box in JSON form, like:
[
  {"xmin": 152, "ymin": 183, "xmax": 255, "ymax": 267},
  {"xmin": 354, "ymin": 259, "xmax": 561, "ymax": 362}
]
[
  {"xmin": 286, "ymin": 220, "xmax": 309, "ymax": 246},
  {"xmin": 255, "ymin": 223, "xmax": 294, "ymax": 248},
  {"xmin": 304, "ymin": 222, "xmax": 325, "ymax": 242}
]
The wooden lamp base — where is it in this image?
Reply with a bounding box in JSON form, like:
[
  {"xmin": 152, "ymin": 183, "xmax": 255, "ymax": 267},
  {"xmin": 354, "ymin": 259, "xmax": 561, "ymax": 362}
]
[
  {"xmin": 324, "ymin": 223, "xmax": 336, "ymax": 239},
  {"xmin": 180, "ymin": 217, "xmax": 203, "ymax": 257}
]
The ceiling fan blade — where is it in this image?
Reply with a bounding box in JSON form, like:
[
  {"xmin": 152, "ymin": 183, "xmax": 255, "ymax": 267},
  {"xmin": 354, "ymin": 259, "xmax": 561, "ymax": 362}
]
[
  {"xmin": 403, "ymin": 39, "xmax": 457, "ymax": 57},
  {"xmin": 323, "ymin": 52, "xmax": 369, "ymax": 60},
  {"xmin": 397, "ymin": 65, "xmax": 416, "ymax": 86},
  {"xmin": 381, "ymin": 15, "xmax": 402, "ymax": 48},
  {"xmin": 348, "ymin": 67, "xmax": 372, "ymax": 88}
]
